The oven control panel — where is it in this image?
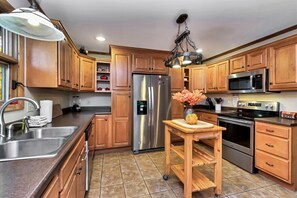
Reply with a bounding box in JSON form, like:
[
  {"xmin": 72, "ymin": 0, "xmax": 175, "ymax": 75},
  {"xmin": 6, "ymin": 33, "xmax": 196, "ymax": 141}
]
[{"xmin": 237, "ymin": 101, "xmax": 279, "ymax": 112}]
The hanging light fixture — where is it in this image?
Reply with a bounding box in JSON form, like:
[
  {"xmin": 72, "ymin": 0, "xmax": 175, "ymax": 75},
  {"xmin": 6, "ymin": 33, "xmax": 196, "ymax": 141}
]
[
  {"xmin": 0, "ymin": 1, "xmax": 64, "ymax": 41},
  {"xmin": 164, "ymin": 14, "xmax": 203, "ymax": 68}
]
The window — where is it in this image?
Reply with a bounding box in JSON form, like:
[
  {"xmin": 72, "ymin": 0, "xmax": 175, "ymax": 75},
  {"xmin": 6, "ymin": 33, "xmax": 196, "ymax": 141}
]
[{"xmin": 0, "ymin": 62, "xmax": 9, "ymax": 102}]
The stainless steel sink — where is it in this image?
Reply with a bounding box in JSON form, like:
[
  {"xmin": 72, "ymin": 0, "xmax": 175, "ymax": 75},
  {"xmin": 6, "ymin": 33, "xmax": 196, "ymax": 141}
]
[
  {"xmin": 13, "ymin": 126, "xmax": 78, "ymax": 140},
  {"xmin": 0, "ymin": 126, "xmax": 78, "ymax": 162},
  {"xmin": 0, "ymin": 138, "xmax": 67, "ymax": 162}
]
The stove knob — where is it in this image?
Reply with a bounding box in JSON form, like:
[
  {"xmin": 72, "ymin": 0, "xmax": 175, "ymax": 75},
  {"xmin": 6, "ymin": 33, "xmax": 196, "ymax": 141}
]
[
  {"xmin": 269, "ymin": 104, "xmax": 274, "ymax": 109},
  {"xmin": 241, "ymin": 103, "xmax": 246, "ymax": 107},
  {"xmin": 238, "ymin": 103, "xmax": 242, "ymax": 107},
  {"xmin": 265, "ymin": 104, "xmax": 269, "ymax": 109}
]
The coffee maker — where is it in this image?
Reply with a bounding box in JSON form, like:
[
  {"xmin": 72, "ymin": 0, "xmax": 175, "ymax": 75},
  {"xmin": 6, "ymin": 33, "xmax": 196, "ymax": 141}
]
[{"xmin": 72, "ymin": 96, "xmax": 81, "ymax": 112}]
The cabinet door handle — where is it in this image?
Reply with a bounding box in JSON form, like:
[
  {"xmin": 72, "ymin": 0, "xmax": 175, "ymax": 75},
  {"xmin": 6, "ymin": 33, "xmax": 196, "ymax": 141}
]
[
  {"xmin": 81, "ymin": 85, "xmax": 84, "ymax": 87},
  {"xmin": 265, "ymin": 162, "xmax": 274, "ymax": 167},
  {"xmin": 265, "ymin": 143, "xmax": 274, "ymax": 148},
  {"xmin": 247, "ymin": 65, "xmax": 250, "ymax": 67},
  {"xmin": 266, "ymin": 129, "xmax": 274, "ymax": 133},
  {"xmin": 66, "ymin": 80, "xmax": 71, "ymax": 83},
  {"xmin": 242, "ymin": 66, "xmax": 244, "ymax": 68},
  {"xmin": 269, "ymin": 82, "xmax": 273, "ymax": 85}
]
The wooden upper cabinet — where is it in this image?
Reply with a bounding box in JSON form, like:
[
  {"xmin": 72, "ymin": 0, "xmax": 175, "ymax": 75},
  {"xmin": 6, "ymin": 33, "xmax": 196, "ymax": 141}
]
[
  {"xmin": 132, "ymin": 50, "xmax": 168, "ymax": 74},
  {"xmin": 206, "ymin": 64, "xmax": 217, "ymax": 92},
  {"xmin": 189, "ymin": 66, "xmax": 206, "ymax": 92},
  {"xmin": 171, "ymin": 93, "xmax": 184, "ymax": 119},
  {"xmin": 206, "ymin": 60, "xmax": 229, "ymax": 93},
  {"xmin": 230, "ymin": 55, "xmax": 246, "ymax": 74},
  {"xmin": 269, "ymin": 37, "xmax": 297, "ymax": 91},
  {"xmin": 111, "ymin": 47, "xmax": 132, "ymax": 90},
  {"xmin": 112, "ymin": 91, "xmax": 132, "ymax": 147},
  {"xmin": 151, "ymin": 52, "xmax": 168, "ymax": 74},
  {"xmin": 58, "ymin": 39, "xmax": 72, "ymax": 88},
  {"xmin": 25, "ymin": 38, "xmax": 59, "ymax": 88},
  {"xmin": 169, "ymin": 67, "xmax": 184, "ymax": 92},
  {"xmin": 132, "ymin": 52, "xmax": 150, "ymax": 72},
  {"xmin": 247, "ymin": 48, "xmax": 268, "ymax": 71},
  {"xmin": 80, "ymin": 57, "xmax": 95, "ymax": 91},
  {"xmin": 72, "ymin": 49, "xmax": 80, "ymax": 90},
  {"xmin": 216, "ymin": 60, "xmax": 229, "ymax": 91}
]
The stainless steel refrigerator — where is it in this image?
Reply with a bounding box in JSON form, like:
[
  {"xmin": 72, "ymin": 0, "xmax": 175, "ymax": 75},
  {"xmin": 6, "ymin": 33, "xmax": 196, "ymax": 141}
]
[{"xmin": 133, "ymin": 74, "xmax": 171, "ymax": 153}]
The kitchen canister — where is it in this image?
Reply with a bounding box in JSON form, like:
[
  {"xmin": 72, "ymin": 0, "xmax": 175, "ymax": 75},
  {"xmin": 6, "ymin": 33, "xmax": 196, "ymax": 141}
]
[
  {"xmin": 215, "ymin": 104, "xmax": 222, "ymax": 111},
  {"xmin": 40, "ymin": 100, "xmax": 53, "ymax": 123}
]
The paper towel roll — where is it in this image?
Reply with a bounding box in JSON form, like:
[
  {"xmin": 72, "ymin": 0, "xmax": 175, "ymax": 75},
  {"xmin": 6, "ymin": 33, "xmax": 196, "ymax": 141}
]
[{"xmin": 40, "ymin": 100, "xmax": 53, "ymax": 123}]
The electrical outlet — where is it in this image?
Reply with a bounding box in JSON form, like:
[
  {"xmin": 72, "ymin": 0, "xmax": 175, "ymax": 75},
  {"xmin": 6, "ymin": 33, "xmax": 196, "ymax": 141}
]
[{"xmin": 27, "ymin": 103, "xmax": 35, "ymax": 113}]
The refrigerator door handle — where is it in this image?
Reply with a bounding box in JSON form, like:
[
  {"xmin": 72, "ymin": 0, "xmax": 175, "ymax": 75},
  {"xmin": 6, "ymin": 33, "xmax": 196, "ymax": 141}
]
[
  {"xmin": 150, "ymin": 86, "xmax": 154, "ymax": 125},
  {"xmin": 148, "ymin": 85, "xmax": 151, "ymax": 126}
]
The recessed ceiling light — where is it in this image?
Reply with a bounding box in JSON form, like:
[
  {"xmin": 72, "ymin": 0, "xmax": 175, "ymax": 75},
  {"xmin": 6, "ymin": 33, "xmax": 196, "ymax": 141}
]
[
  {"xmin": 196, "ymin": 48, "xmax": 203, "ymax": 53},
  {"xmin": 96, "ymin": 36, "xmax": 106, "ymax": 42}
]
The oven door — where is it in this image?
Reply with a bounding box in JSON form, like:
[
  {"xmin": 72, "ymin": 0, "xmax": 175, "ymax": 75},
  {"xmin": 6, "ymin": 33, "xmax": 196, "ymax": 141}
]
[{"xmin": 218, "ymin": 116, "xmax": 254, "ymax": 156}]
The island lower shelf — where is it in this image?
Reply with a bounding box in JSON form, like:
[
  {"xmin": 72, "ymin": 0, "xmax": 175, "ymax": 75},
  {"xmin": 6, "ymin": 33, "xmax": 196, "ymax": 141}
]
[{"xmin": 171, "ymin": 164, "xmax": 216, "ymax": 192}]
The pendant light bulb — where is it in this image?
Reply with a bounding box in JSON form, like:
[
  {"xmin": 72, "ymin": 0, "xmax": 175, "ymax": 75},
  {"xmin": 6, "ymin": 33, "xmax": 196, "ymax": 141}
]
[
  {"xmin": 172, "ymin": 58, "xmax": 181, "ymax": 68},
  {"xmin": 182, "ymin": 55, "xmax": 192, "ymax": 65}
]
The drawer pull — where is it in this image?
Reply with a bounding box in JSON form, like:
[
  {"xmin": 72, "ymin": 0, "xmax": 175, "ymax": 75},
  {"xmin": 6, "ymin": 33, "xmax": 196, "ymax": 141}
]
[
  {"xmin": 265, "ymin": 143, "xmax": 274, "ymax": 148},
  {"xmin": 266, "ymin": 129, "xmax": 274, "ymax": 133},
  {"xmin": 265, "ymin": 162, "xmax": 274, "ymax": 167}
]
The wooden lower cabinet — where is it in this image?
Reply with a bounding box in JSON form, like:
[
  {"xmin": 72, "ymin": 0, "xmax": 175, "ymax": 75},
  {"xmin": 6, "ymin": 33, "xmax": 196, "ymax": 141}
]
[
  {"xmin": 41, "ymin": 175, "xmax": 60, "ymax": 198},
  {"xmin": 112, "ymin": 91, "xmax": 132, "ymax": 147},
  {"xmin": 255, "ymin": 122, "xmax": 297, "ymax": 190},
  {"xmin": 41, "ymin": 133, "xmax": 86, "ymax": 198},
  {"xmin": 95, "ymin": 115, "xmax": 112, "ymax": 149},
  {"xmin": 196, "ymin": 112, "xmax": 218, "ymax": 147}
]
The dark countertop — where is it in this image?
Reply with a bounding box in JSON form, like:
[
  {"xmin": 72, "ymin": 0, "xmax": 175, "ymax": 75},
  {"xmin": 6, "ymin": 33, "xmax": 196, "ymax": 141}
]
[
  {"xmin": 193, "ymin": 105, "xmax": 236, "ymax": 115},
  {"xmin": 0, "ymin": 112, "xmax": 96, "ymax": 198},
  {"xmin": 81, "ymin": 106, "xmax": 111, "ymax": 115},
  {"xmin": 255, "ymin": 117, "xmax": 297, "ymax": 126}
]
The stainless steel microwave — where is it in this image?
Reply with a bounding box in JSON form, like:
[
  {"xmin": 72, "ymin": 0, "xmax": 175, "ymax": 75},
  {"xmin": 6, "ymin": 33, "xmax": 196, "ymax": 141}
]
[{"xmin": 228, "ymin": 69, "xmax": 268, "ymax": 93}]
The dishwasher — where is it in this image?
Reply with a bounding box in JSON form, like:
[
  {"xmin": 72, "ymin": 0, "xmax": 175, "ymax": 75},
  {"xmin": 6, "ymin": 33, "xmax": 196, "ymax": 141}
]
[{"xmin": 84, "ymin": 122, "xmax": 94, "ymax": 191}]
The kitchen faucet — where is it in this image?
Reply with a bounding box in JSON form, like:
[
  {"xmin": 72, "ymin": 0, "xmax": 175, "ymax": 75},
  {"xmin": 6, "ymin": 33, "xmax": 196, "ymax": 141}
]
[{"xmin": 0, "ymin": 97, "xmax": 40, "ymax": 143}]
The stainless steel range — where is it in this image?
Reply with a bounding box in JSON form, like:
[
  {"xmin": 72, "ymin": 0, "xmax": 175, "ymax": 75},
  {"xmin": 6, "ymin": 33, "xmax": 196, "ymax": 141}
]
[{"xmin": 218, "ymin": 101, "xmax": 279, "ymax": 173}]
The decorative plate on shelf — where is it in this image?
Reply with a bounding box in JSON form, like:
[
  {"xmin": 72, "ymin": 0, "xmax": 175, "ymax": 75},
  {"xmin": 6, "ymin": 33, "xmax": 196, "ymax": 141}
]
[{"xmin": 172, "ymin": 119, "xmax": 214, "ymax": 129}]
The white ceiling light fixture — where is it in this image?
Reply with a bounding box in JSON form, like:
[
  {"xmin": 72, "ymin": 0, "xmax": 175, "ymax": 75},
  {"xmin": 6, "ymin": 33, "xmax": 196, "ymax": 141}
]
[
  {"xmin": 96, "ymin": 36, "xmax": 106, "ymax": 42},
  {"xmin": 0, "ymin": 0, "xmax": 64, "ymax": 41},
  {"xmin": 164, "ymin": 13, "xmax": 203, "ymax": 68}
]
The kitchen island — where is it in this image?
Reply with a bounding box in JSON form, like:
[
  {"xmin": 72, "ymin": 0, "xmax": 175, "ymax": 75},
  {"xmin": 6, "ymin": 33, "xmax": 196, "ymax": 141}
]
[{"xmin": 163, "ymin": 120, "xmax": 226, "ymax": 198}]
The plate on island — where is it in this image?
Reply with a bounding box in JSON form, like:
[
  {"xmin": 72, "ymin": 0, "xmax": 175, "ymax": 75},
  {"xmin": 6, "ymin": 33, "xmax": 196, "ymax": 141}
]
[{"xmin": 172, "ymin": 119, "xmax": 214, "ymax": 129}]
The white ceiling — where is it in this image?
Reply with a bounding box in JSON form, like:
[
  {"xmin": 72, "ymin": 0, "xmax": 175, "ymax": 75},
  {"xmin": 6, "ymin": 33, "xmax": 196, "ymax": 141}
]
[{"xmin": 8, "ymin": 0, "xmax": 297, "ymax": 59}]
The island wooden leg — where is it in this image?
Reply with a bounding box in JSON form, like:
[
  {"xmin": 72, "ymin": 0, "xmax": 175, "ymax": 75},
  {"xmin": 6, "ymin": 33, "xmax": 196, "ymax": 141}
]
[
  {"xmin": 214, "ymin": 131, "xmax": 222, "ymax": 195},
  {"xmin": 164, "ymin": 125, "xmax": 171, "ymax": 177},
  {"xmin": 184, "ymin": 134, "xmax": 193, "ymax": 198}
]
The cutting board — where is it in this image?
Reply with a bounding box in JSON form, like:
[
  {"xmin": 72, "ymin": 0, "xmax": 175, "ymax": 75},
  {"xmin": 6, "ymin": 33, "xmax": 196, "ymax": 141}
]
[{"xmin": 172, "ymin": 119, "xmax": 214, "ymax": 129}]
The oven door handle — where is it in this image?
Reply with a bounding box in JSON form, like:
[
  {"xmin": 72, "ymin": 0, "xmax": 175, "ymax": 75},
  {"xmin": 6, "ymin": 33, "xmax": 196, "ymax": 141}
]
[{"xmin": 218, "ymin": 116, "xmax": 254, "ymax": 125}]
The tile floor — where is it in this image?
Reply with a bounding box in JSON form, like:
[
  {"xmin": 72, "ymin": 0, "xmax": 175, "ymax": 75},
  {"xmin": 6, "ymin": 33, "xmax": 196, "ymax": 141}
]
[{"xmin": 87, "ymin": 144, "xmax": 297, "ymax": 198}]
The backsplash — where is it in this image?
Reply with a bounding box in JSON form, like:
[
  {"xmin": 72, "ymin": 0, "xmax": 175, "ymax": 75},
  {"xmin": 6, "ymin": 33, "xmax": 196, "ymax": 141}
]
[
  {"xmin": 4, "ymin": 88, "xmax": 71, "ymax": 123},
  {"xmin": 72, "ymin": 92, "xmax": 111, "ymax": 106},
  {"xmin": 208, "ymin": 91, "xmax": 297, "ymax": 112}
]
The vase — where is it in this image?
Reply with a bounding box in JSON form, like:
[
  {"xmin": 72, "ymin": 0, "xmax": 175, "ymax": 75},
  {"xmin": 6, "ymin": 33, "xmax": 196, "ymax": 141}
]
[{"xmin": 184, "ymin": 106, "xmax": 194, "ymax": 120}]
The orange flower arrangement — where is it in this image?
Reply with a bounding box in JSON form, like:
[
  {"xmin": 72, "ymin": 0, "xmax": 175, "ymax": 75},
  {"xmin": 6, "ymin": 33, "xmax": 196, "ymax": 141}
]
[{"xmin": 172, "ymin": 89, "xmax": 206, "ymax": 106}]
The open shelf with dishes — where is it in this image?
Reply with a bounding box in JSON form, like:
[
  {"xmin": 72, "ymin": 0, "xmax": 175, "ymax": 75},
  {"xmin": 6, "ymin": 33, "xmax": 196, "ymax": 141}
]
[
  {"xmin": 96, "ymin": 61, "xmax": 111, "ymax": 93},
  {"xmin": 184, "ymin": 68, "xmax": 189, "ymax": 90}
]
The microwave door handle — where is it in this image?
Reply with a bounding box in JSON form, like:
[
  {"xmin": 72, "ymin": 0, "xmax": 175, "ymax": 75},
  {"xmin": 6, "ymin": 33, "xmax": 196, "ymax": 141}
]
[{"xmin": 250, "ymin": 75, "xmax": 255, "ymax": 90}]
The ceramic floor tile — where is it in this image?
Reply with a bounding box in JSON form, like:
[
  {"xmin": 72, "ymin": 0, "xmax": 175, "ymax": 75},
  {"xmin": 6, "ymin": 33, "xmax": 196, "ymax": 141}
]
[
  {"xmin": 264, "ymin": 184, "xmax": 297, "ymax": 198},
  {"xmin": 222, "ymin": 178, "xmax": 244, "ymax": 196},
  {"xmin": 87, "ymin": 188, "xmax": 101, "ymax": 198},
  {"xmin": 100, "ymin": 184, "xmax": 125, "ymax": 198},
  {"xmin": 145, "ymin": 178, "xmax": 170, "ymax": 193},
  {"xmin": 228, "ymin": 176, "xmax": 260, "ymax": 191},
  {"xmin": 151, "ymin": 190, "xmax": 177, "ymax": 198},
  {"xmin": 101, "ymin": 171, "xmax": 123, "ymax": 187},
  {"xmin": 247, "ymin": 187, "xmax": 279, "ymax": 197},
  {"xmin": 228, "ymin": 192, "xmax": 252, "ymax": 198},
  {"xmin": 90, "ymin": 175, "xmax": 101, "ymax": 189},
  {"xmin": 124, "ymin": 180, "xmax": 149, "ymax": 197},
  {"xmin": 141, "ymin": 168, "xmax": 162, "ymax": 179},
  {"xmin": 122, "ymin": 170, "xmax": 143, "ymax": 183},
  {"xmin": 167, "ymin": 181, "xmax": 184, "ymax": 190}
]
